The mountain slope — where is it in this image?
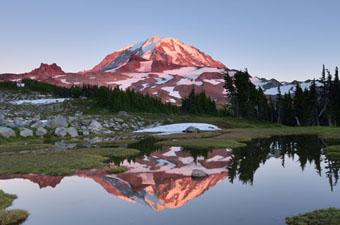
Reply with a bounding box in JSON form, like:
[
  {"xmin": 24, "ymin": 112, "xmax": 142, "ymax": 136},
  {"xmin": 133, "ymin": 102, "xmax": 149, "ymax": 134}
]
[
  {"xmin": 0, "ymin": 36, "xmax": 319, "ymax": 104},
  {"xmin": 91, "ymin": 36, "xmax": 225, "ymax": 73}
]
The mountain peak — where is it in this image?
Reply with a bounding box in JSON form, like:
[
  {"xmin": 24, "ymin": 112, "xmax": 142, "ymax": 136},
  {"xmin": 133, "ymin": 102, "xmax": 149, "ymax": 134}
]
[
  {"xmin": 28, "ymin": 63, "xmax": 65, "ymax": 76},
  {"xmin": 91, "ymin": 36, "xmax": 225, "ymax": 72}
]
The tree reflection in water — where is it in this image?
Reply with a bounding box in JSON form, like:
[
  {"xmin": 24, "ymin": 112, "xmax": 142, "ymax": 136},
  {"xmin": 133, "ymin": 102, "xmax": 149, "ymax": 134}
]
[{"xmin": 228, "ymin": 135, "xmax": 340, "ymax": 190}]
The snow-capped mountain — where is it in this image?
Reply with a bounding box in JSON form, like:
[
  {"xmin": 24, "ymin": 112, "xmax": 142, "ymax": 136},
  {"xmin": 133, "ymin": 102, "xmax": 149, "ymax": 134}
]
[
  {"xmin": 0, "ymin": 36, "xmax": 319, "ymax": 104},
  {"xmin": 91, "ymin": 36, "xmax": 225, "ymax": 73}
]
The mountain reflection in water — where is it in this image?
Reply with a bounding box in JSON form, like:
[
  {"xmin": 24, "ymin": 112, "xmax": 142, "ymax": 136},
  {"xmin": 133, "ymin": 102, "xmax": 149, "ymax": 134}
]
[{"xmin": 1, "ymin": 135, "xmax": 339, "ymax": 212}]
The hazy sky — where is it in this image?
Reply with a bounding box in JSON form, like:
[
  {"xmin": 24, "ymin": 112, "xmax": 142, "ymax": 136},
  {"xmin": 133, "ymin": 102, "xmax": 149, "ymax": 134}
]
[{"xmin": 1, "ymin": 0, "xmax": 339, "ymax": 81}]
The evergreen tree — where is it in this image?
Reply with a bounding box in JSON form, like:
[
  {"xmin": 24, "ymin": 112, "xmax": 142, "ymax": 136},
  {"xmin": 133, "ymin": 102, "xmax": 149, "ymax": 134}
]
[
  {"xmin": 293, "ymin": 83, "xmax": 304, "ymax": 126},
  {"xmin": 223, "ymin": 70, "xmax": 238, "ymax": 116},
  {"xmin": 233, "ymin": 70, "xmax": 258, "ymax": 118},
  {"xmin": 276, "ymin": 85, "xmax": 282, "ymax": 124},
  {"xmin": 306, "ymin": 79, "xmax": 319, "ymax": 125},
  {"xmin": 181, "ymin": 88, "xmax": 217, "ymax": 115},
  {"xmin": 333, "ymin": 67, "xmax": 340, "ymax": 125}
]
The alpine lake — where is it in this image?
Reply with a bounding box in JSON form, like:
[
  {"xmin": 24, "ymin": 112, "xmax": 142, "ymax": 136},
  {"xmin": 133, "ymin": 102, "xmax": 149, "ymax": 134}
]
[{"xmin": 1, "ymin": 135, "xmax": 339, "ymax": 225}]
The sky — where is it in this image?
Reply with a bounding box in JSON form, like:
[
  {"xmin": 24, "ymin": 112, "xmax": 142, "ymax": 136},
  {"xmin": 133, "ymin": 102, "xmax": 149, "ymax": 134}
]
[{"xmin": 0, "ymin": 0, "xmax": 339, "ymax": 81}]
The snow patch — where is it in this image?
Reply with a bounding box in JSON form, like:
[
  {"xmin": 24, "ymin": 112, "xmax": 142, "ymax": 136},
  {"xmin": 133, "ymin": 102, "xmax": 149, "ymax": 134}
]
[
  {"xmin": 11, "ymin": 98, "xmax": 69, "ymax": 105},
  {"xmin": 163, "ymin": 147, "xmax": 182, "ymax": 157},
  {"xmin": 53, "ymin": 74, "xmax": 66, "ymax": 79},
  {"xmin": 135, "ymin": 123, "xmax": 221, "ymax": 134},
  {"xmin": 154, "ymin": 74, "xmax": 174, "ymax": 85},
  {"xmin": 161, "ymin": 86, "xmax": 181, "ymax": 99},
  {"xmin": 203, "ymin": 79, "xmax": 224, "ymax": 85},
  {"xmin": 115, "ymin": 73, "xmax": 149, "ymax": 90},
  {"xmin": 60, "ymin": 79, "xmax": 71, "ymax": 85},
  {"xmin": 177, "ymin": 78, "xmax": 203, "ymax": 86}
]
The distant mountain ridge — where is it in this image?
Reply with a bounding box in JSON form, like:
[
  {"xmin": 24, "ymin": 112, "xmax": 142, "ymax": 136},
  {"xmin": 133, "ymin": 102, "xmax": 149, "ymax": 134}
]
[{"xmin": 0, "ymin": 36, "xmax": 318, "ymax": 104}]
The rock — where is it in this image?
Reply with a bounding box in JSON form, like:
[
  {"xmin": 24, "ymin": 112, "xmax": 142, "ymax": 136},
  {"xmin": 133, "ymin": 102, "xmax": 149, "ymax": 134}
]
[
  {"xmin": 82, "ymin": 130, "xmax": 90, "ymax": 136},
  {"xmin": 0, "ymin": 114, "xmax": 5, "ymax": 126},
  {"xmin": 191, "ymin": 169, "xmax": 208, "ymax": 179},
  {"xmin": 118, "ymin": 111, "xmax": 129, "ymax": 117},
  {"xmin": 20, "ymin": 128, "xmax": 33, "ymax": 137},
  {"xmin": 49, "ymin": 115, "xmax": 68, "ymax": 128},
  {"xmin": 31, "ymin": 120, "xmax": 46, "ymax": 128},
  {"xmin": 4, "ymin": 120, "xmax": 16, "ymax": 128},
  {"xmin": 54, "ymin": 140, "xmax": 77, "ymax": 151},
  {"xmin": 67, "ymin": 127, "xmax": 78, "ymax": 137},
  {"xmin": 114, "ymin": 118, "xmax": 124, "ymax": 123},
  {"xmin": 14, "ymin": 118, "xmax": 26, "ymax": 127},
  {"xmin": 54, "ymin": 127, "xmax": 68, "ymax": 137},
  {"xmin": 88, "ymin": 120, "xmax": 103, "ymax": 131},
  {"xmin": 36, "ymin": 127, "xmax": 47, "ymax": 137},
  {"xmin": 0, "ymin": 127, "xmax": 16, "ymax": 138},
  {"xmin": 183, "ymin": 126, "xmax": 201, "ymax": 133},
  {"xmin": 68, "ymin": 116, "xmax": 76, "ymax": 123}
]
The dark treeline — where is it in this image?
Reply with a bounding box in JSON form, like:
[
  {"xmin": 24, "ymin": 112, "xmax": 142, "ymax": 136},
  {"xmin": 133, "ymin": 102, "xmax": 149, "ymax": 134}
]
[
  {"xmin": 224, "ymin": 69, "xmax": 271, "ymax": 121},
  {"xmin": 181, "ymin": 88, "xmax": 218, "ymax": 115},
  {"xmin": 0, "ymin": 79, "xmax": 178, "ymax": 113},
  {"xmin": 0, "ymin": 79, "xmax": 219, "ymax": 115},
  {"xmin": 224, "ymin": 66, "xmax": 340, "ymax": 126}
]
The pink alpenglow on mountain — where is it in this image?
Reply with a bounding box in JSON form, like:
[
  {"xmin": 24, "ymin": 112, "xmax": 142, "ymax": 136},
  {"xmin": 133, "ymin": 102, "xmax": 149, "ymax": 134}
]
[
  {"xmin": 91, "ymin": 36, "xmax": 225, "ymax": 73},
  {"xmin": 0, "ymin": 36, "xmax": 294, "ymax": 105}
]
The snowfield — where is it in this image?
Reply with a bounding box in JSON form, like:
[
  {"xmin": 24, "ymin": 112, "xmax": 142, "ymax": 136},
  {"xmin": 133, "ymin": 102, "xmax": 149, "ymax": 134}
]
[
  {"xmin": 161, "ymin": 86, "xmax": 181, "ymax": 99},
  {"xmin": 135, "ymin": 123, "xmax": 221, "ymax": 134},
  {"xmin": 11, "ymin": 98, "xmax": 69, "ymax": 105}
]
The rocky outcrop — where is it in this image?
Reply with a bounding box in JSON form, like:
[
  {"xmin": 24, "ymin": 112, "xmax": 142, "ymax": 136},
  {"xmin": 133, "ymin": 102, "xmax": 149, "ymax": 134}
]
[{"xmin": 27, "ymin": 63, "xmax": 65, "ymax": 76}]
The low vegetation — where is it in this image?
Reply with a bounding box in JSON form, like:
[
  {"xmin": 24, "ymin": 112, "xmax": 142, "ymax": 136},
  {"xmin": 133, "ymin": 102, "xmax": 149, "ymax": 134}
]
[
  {"xmin": 0, "ymin": 190, "xmax": 28, "ymax": 225},
  {"xmin": 326, "ymin": 145, "xmax": 340, "ymax": 160},
  {"xmin": 105, "ymin": 166, "xmax": 128, "ymax": 174},
  {"xmin": 0, "ymin": 147, "xmax": 140, "ymax": 176},
  {"xmin": 286, "ymin": 208, "xmax": 340, "ymax": 225}
]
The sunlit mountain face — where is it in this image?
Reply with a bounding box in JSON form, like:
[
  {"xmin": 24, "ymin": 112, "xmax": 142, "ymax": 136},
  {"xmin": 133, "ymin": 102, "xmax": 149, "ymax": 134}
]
[{"xmin": 0, "ymin": 36, "xmax": 319, "ymax": 106}]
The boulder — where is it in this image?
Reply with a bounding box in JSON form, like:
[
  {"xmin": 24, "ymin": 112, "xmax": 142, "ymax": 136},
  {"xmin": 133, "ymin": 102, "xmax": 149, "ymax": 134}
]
[
  {"xmin": 54, "ymin": 127, "xmax": 68, "ymax": 137},
  {"xmin": 35, "ymin": 127, "xmax": 47, "ymax": 137},
  {"xmin": 20, "ymin": 128, "xmax": 33, "ymax": 137},
  {"xmin": 118, "ymin": 111, "xmax": 129, "ymax": 117},
  {"xmin": 0, "ymin": 127, "xmax": 16, "ymax": 138},
  {"xmin": 88, "ymin": 120, "xmax": 103, "ymax": 131},
  {"xmin": 67, "ymin": 127, "xmax": 79, "ymax": 137},
  {"xmin": 191, "ymin": 169, "xmax": 208, "ymax": 179},
  {"xmin": 82, "ymin": 130, "xmax": 90, "ymax": 136},
  {"xmin": 14, "ymin": 118, "xmax": 26, "ymax": 127},
  {"xmin": 54, "ymin": 140, "xmax": 77, "ymax": 151},
  {"xmin": 183, "ymin": 126, "xmax": 201, "ymax": 133},
  {"xmin": 0, "ymin": 114, "xmax": 5, "ymax": 126},
  {"xmin": 31, "ymin": 120, "xmax": 46, "ymax": 128},
  {"xmin": 49, "ymin": 115, "xmax": 68, "ymax": 128}
]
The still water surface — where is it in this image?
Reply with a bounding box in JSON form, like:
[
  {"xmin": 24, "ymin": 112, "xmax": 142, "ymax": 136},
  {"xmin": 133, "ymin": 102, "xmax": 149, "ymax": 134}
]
[{"xmin": 1, "ymin": 135, "xmax": 339, "ymax": 225}]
